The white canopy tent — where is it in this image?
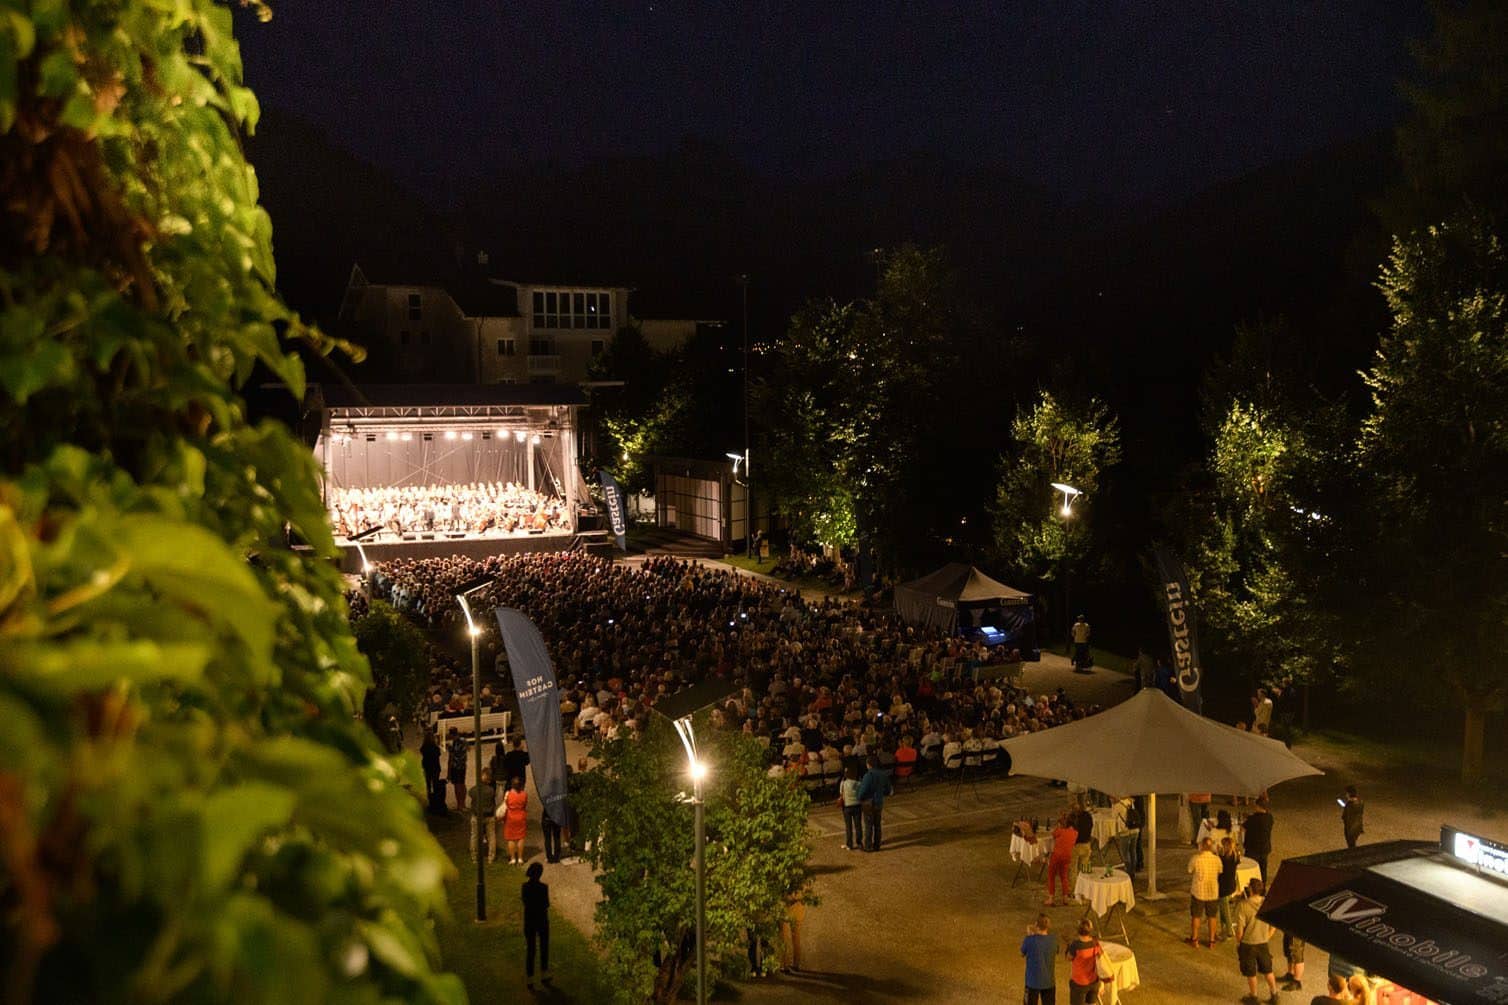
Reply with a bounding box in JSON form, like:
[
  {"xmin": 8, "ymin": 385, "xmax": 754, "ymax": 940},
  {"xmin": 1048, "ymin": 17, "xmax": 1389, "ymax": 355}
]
[{"xmin": 1000, "ymin": 688, "xmax": 1322, "ymax": 895}]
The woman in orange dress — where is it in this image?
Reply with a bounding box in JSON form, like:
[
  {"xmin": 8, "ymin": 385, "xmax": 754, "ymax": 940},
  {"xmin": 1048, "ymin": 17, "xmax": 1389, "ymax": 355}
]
[{"xmin": 500, "ymin": 777, "xmax": 529, "ymax": 864}]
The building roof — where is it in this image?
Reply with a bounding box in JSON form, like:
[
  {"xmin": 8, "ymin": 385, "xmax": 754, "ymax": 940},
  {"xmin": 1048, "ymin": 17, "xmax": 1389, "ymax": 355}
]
[{"xmin": 313, "ymin": 383, "xmax": 586, "ymax": 409}]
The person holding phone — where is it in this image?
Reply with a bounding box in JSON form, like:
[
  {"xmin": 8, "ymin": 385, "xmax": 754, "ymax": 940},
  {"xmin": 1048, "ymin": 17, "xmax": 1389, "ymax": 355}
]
[
  {"xmin": 1020, "ymin": 913, "xmax": 1058, "ymax": 1004},
  {"xmin": 1341, "ymin": 786, "xmax": 1365, "ymax": 848}
]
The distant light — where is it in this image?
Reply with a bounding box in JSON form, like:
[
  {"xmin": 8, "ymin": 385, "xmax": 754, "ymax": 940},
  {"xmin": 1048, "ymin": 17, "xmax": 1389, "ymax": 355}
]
[
  {"xmin": 385, "ymin": 431, "xmax": 398, "ymax": 441},
  {"xmin": 362, "ymin": 562, "xmax": 373, "ymax": 573},
  {"xmin": 400, "ymin": 432, "xmax": 413, "ymax": 441},
  {"xmin": 1051, "ymin": 482, "xmax": 1081, "ymax": 496},
  {"xmin": 688, "ymin": 759, "xmax": 708, "ymax": 783},
  {"xmin": 1061, "ymin": 504, "xmax": 1072, "ymax": 517},
  {"xmin": 515, "ymin": 430, "xmax": 528, "ymax": 443},
  {"xmin": 531, "ymin": 434, "xmax": 542, "ymax": 445},
  {"xmin": 445, "ymin": 431, "xmax": 458, "ymax": 441},
  {"xmin": 498, "ymin": 428, "xmax": 509, "ymax": 437},
  {"xmin": 622, "ymin": 450, "xmax": 629, "ymax": 460},
  {"xmin": 740, "ymin": 612, "xmax": 747, "ymax": 619},
  {"xmin": 461, "ymin": 431, "xmax": 474, "ymax": 441}
]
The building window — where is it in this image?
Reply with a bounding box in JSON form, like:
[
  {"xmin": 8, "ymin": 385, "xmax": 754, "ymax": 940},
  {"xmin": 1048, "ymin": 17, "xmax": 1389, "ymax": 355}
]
[
  {"xmin": 496, "ymin": 338, "xmax": 516, "ymax": 356},
  {"xmin": 529, "ymin": 337, "xmax": 555, "ymax": 356},
  {"xmin": 407, "ymin": 292, "xmax": 422, "ymax": 320},
  {"xmin": 591, "ymin": 339, "xmax": 605, "ymax": 355},
  {"xmin": 530, "ymin": 290, "xmax": 612, "ymax": 330}
]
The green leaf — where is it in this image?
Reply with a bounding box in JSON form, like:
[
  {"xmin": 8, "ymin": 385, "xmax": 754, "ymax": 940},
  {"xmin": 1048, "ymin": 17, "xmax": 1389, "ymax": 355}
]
[
  {"xmin": 1, "ymin": 639, "xmax": 210, "ymax": 689},
  {"xmin": 114, "ymin": 514, "xmax": 278, "ymax": 663},
  {"xmin": 199, "ymin": 783, "xmax": 297, "ymax": 891}
]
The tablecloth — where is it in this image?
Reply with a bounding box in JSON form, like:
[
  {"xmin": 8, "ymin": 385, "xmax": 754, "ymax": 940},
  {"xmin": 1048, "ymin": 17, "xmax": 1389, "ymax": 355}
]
[
  {"xmin": 1235, "ymin": 857, "xmax": 1261, "ymax": 893},
  {"xmin": 1091, "ymin": 807, "xmax": 1121, "ymax": 848},
  {"xmin": 1074, "ymin": 867, "xmax": 1135, "ymax": 917},
  {"xmin": 1010, "ymin": 832, "xmax": 1048, "ymax": 866},
  {"xmin": 1196, "ymin": 817, "xmax": 1243, "ymax": 849},
  {"xmin": 1097, "ymin": 940, "xmax": 1140, "ymax": 1005}
]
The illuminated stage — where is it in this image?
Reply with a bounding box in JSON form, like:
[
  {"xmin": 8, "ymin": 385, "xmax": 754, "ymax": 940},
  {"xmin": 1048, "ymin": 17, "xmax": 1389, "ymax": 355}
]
[{"xmin": 308, "ymin": 384, "xmax": 600, "ymax": 571}]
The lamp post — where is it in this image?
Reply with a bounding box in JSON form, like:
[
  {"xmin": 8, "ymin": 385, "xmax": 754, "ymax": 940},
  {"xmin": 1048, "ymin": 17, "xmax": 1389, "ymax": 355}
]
[
  {"xmin": 672, "ymin": 717, "xmax": 709, "ymax": 1005},
  {"xmin": 455, "ymin": 576, "xmax": 494, "ymax": 922},
  {"xmin": 726, "ymin": 451, "xmax": 750, "ymax": 558},
  {"xmin": 652, "ymin": 678, "xmax": 738, "ymax": 1005},
  {"xmin": 739, "ymin": 274, "xmax": 752, "ymax": 558},
  {"xmin": 1050, "ymin": 483, "xmax": 1082, "ymax": 657}
]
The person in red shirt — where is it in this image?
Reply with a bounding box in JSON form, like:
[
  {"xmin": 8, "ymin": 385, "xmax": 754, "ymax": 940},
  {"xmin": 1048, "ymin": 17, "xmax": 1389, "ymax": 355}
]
[
  {"xmin": 1045, "ymin": 813, "xmax": 1078, "ymax": 907},
  {"xmin": 1064, "ymin": 919, "xmax": 1103, "ymax": 1004}
]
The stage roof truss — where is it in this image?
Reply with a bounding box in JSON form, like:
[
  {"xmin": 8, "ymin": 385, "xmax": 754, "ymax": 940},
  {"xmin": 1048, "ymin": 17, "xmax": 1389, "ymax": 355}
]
[{"xmin": 326, "ymin": 403, "xmax": 570, "ymax": 427}]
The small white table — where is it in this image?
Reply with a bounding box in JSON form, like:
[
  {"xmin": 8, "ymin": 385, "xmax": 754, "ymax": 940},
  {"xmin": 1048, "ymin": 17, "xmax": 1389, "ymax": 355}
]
[
  {"xmin": 1097, "ymin": 940, "xmax": 1140, "ymax": 1005},
  {"xmin": 1009, "ymin": 832, "xmax": 1051, "ymax": 886},
  {"xmin": 1091, "ymin": 807, "xmax": 1121, "ymax": 848},
  {"xmin": 1235, "ymin": 856, "xmax": 1262, "ymax": 894},
  {"xmin": 1075, "ymin": 867, "xmax": 1135, "ymax": 944}
]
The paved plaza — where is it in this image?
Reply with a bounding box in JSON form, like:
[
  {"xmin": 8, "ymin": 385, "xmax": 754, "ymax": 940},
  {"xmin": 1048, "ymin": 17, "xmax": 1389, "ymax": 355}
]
[{"xmin": 526, "ymin": 650, "xmax": 1508, "ymax": 1003}]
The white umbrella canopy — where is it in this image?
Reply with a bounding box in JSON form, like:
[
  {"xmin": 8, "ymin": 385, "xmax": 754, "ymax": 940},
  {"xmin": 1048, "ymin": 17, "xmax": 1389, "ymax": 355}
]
[
  {"xmin": 1001, "ymin": 687, "xmax": 1322, "ymax": 897},
  {"xmin": 1001, "ymin": 687, "xmax": 1321, "ymax": 796}
]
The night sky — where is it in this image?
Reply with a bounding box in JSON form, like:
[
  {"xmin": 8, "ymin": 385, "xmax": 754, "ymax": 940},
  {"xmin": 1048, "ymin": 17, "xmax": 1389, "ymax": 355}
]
[{"xmin": 238, "ymin": 1, "xmax": 1430, "ymax": 208}]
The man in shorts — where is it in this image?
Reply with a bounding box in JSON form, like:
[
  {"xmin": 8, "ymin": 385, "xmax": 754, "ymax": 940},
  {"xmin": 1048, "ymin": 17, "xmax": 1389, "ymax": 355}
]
[
  {"xmin": 1280, "ymin": 931, "xmax": 1307, "ymax": 991},
  {"xmin": 1186, "ymin": 837, "xmax": 1222, "ymax": 948},
  {"xmin": 1235, "ymin": 878, "xmax": 1279, "ymax": 1003}
]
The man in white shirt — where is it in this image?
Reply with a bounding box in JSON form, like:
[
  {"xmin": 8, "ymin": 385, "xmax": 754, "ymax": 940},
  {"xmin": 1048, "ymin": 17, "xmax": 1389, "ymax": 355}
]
[{"xmin": 1252, "ymin": 688, "xmax": 1274, "ymax": 733}]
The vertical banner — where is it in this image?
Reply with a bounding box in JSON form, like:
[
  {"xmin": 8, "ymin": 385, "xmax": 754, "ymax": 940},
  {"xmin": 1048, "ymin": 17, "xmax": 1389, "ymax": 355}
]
[
  {"xmin": 1153, "ymin": 546, "xmax": 1204, "ymax": 715},
  {"xmin": 599, "ymin": 469, "xmax": 628, "ymax": 551},
  {"xmin": 494, "ymin": 608, "xmax": 572, "ymax": 830}
]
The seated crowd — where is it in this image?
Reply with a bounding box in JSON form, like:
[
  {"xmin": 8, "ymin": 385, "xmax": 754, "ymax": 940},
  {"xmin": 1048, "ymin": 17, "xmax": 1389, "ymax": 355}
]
[
  {"xmin": 329, "ymin": 481, "xmax": 569, "ymax": 539},
  {"xmin": 367, "ymin": 551, "xmax": 1102, "ymax": 781}
]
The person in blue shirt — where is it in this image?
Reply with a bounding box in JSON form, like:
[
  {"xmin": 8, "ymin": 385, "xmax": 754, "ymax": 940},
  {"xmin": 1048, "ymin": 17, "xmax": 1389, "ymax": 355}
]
[
  {"xmin": 856, "ymin": 755, "xmax": 893, "ymax": 852},
  {"xmin": 1019, "ymin": 913, "xmax": 1058, "ymax": 1004}
]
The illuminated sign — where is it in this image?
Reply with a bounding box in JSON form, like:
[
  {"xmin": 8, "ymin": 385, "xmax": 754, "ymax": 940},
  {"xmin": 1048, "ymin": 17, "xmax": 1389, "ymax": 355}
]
[{"xmin": 1443, "ymin": 826, "xmax": 1508, "ymax": 882}]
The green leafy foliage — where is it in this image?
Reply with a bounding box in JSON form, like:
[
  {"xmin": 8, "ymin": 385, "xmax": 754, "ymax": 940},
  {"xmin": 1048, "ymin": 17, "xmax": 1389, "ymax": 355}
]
[
  {"xmin": 991, "ymin": 390, "xmax": 1121, "ymax": 583},
  {"xmin": 574, "ymin": 722, "xmax": 812, "ymax": 1003},
  {"xmin": 0, "ymin": 3, "xmax": 456, "ymax": 1002},
  {"xmin": 354, "ymin": 599, "xmax": 432, "ymax": 743},
  {"xmin": 1353, "ymin": 214, "xmax": 1508, "ymax": 775}
]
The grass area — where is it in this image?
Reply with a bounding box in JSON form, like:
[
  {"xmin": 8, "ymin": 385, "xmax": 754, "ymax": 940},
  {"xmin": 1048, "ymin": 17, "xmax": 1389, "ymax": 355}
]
[
  {"xmin": 1299, "ymin": 727, "xmax": 1508, "ymax": 789},
  {"xmin": 430, "ymin": 813, "xmax": 613, "ymax": 1003},
  {"xmin": 720, "ymin": 554, "xmax": 861, "ymax": 597}
]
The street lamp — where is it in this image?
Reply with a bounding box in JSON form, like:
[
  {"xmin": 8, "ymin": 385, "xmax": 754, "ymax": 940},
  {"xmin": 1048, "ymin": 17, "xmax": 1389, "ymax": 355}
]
[
  {"xmin": 456, "ymin": 575, "xmax": 495, "ymax": 922},
  {"xmin": 348, "ymin": 524, "xmax": 383, "ymax": 596},
  {"xmin": 1050, "ymin": 483, "xmax": 1082, "ymax": 657},
  {"xmin": 653, "ymin": 678, "xmax": 739, "ymax": 1005},
  {"xmin": 726, "ymin": 451, "xmax": 751, "ymax": 558}
]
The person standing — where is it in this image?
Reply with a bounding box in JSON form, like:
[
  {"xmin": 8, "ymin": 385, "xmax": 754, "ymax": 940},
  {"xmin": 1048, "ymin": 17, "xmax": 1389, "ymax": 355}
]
[
  {"xmin": 1187, "ymin": 837, "xmax": 1222, "ymax": 948},
  {"xmin": 1280, "ymin": 932, "xmax": 1307, "ymax": 993},
  {"xmin": 1341, "ymin": 786, "xmax": 1365, "ymax": 848},
  {"xmin": 857, "ymin": 756, "xmax": 892, "ymax": 852},
  {"xmin": 1070, "ymin": 799, "xmax": 1094, "ymax": 894},
  {"xmin": 1045, "ymin": 813, "xmax": 1077, "ymax": 907},
  {"xmin": 1235, "ymin": 878, "xmax": 1279, "ymax": 1003},
  {"xmin": 541, "ymin": 805, "xmax": 563, "ymax": 864},
  {"xmin": 839, "ymin": 765, "xmax": 863, "ymax": 850},
  {"xmin": 779, "ymin": 891, "xmax": 806, "ymax": 973},
  {"xmin": 522, "ymin": 862, "xmax": 550, "ymax": 989},
  {"xmin": 500, "ymin": 776, "xmax": 529, "ymax": 865},
  {"xmin": 1216, "ymin": 835, "xmax": 1240, "ymax": 940},
  {"xmin": 1155, "ymin": 657, "xmax": 1178, "ymax": 702},
  {"xmin": 420, "ymin": 727, "xmax": 444, "ymax": 814},
  {"xmin": 1187, "ymin": 792, "xmax": 1212, "ymax": 841},
  {"xmin": 1252, "ymin": 688, "xmax": 1274, "ymax": 734},
  {"xmin": 1063, "ymin": 919, "xmax": 1103, "ymax": 1005},
  {"xmin": 1244, "ymin": 796, "xmax": 1274, "ymax": 883},
  {"xmin": 446, "ymin": 727, "xmax": 468, "ymax": 811},
  {"xmin": 1133, "ymin": 647, "xmax": 1155, "ymax": 693},
  {"xmin": 1020, "ymin": 913, "xmax": 1058, "ymax": 1005},
  {"xmin": 1071, "ymin": 615, "xmax": 1092, "ymax": 670},
  {"xmin": 501, "ymin": 737, "xmax": 530, "ymax": 789},
  {"xmin": 469, "ymin": 767, "xmax": 498, "ymax": 864}
]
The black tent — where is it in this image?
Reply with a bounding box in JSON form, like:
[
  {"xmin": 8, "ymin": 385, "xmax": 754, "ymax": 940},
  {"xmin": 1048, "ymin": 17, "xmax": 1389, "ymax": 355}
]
[
  {"xmin": 1259, "ymin": 835, "xmax": 1508, "ymax": 1002},
  {"xmin": 893, "ymin": 564, "xmax": 1038, "ymax": 656}
]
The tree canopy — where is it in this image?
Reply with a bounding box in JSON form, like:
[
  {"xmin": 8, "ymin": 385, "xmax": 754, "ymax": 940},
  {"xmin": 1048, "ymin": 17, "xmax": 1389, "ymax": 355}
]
[
  {"xmin": 574, "ymin": 722, "xmax": 812, "ymax": 1003},
  {"xmin": 0, "ymin": 3, "xmax": 456, "ymax": 1001}
]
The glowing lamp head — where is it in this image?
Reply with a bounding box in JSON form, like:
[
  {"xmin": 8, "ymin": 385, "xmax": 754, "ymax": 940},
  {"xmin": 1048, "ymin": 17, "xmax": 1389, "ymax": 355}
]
[
  {"xmin": 688, "ymin": 759, "xmax": 708, "ymax": 783},
  {"xmin": 362, "ymin": 562, "xmax": 373, "ymax": 574},
  {"xmin": 468, "ymin": 625, "xmax": 481, "ymax": 638}
]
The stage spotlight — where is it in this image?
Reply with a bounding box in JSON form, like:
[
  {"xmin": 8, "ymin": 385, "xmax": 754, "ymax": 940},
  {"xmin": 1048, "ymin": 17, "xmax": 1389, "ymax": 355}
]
[
  {"xmin": 444, "ymin": 431, "xmax": 458, "ymax": 441},
  {"xmin": 498, "ymin": 428, "xmax": 509, "ymax": 437},
  {"xmin": 531, "ymin": 434, "xmax": 542, "ymax": 445},
  {"xmin": 461, "ymin": 431, "xmax": 474, "ymax": 441},
  {"xmin": 400, "ymin": 432, "xmax": 412, "ymax": 441},
  {"xmin": 385, "ymin": 431, "xmax": 398, "ymax": 441},
  {"xmin": 514, "ymin": 430, "xmax": 527, "ymax": 443}
]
